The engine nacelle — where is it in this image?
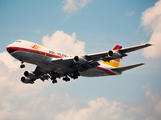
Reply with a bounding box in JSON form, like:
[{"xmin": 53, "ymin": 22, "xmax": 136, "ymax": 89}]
[
  {"xmin": 108, "ymin": 50, "xmax": 121, "ymax": 59},
  {"xmin": 21, "ymin": 77, "xmax": 34, "ymax": 84},
  {"xmin": 24, "ymin": 71, "xmax": 37, "ymax": 79},
  {"xmin": 73, "ymin": 56, "xmax": 87, "ymax": 64}
]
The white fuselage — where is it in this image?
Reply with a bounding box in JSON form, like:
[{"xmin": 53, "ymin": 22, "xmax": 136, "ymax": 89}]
[{"xmin": 6, "ymin": 40, "xmax": 121, "ymax": 77}]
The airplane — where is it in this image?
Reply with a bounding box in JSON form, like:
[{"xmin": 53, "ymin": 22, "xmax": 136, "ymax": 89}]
[{"xmin": 6, "ymin": 40, "xmax": 152, "ymax": 84}]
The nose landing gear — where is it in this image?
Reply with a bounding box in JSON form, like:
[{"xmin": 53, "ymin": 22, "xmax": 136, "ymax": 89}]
[
  {"xmin": 20, "ymin": 64, "xmax": 25, "ymax": 68},
  {"xmin": 20, "ymin": 59, "xmax": 25, "ymax": 69}
]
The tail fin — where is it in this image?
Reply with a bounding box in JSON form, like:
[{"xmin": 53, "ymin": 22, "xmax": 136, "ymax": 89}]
[{"xmin": 101, "ymin": 45, "xmax": 122, "ymax": 68}]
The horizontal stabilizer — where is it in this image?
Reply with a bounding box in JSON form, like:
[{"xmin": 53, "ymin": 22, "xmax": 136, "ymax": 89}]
[{"xmin": 111, "ymin": 63, "xmax": 144, "ymax": 73}]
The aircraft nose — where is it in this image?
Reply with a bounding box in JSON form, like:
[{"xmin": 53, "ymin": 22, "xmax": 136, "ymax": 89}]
[
  {"xmin": 6, "ymin": 46, "xmax": 11, "ymax": 53},
  {"xmin": 6, "ymin": 46, "xmax": 15, "ymax": 53}
]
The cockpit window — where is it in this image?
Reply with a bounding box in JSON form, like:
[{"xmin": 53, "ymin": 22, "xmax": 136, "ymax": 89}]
[{"xmin": 16, "ymin": 40, "xmax": 21, "ymax": 42}]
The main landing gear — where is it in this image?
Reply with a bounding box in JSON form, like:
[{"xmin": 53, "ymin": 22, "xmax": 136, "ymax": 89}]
[
  {"xmin": 51, "ymin": 75, "xmax": 70, "ymax": 84},
  {"xmin": 63, "ymin": 75, "xmax": 70, "ymax": 82},
  {"xmin": 50, "ymin": 71, "xmax": 80, "ymax": 84},
  {"xmin": 52, "ymin": 79, "xmax": 57, "ymax": 84},
  {"xmin": 51, "ymin": 75, "xmax": 57, "ymax": 84},
  {"xmin": 62, "ymin": 71, "xmax": 80, "ymax": 82},
  {"xmin": 71, "ymin": 72, "xmax": 80, "ymax": 80}
]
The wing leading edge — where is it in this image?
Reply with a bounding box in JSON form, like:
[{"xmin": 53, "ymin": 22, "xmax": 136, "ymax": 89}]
[{"xmin": 119, "ymin": 43, "xmax": 152, "ymax": 53}]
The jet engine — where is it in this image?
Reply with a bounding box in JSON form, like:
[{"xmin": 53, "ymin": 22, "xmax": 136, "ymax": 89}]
[
  {"xmin": 73, "ymin": 56, "xmax": 87, "ymax": 64},
  {"xmin": 24, "ymin": 71, "xmax": 37, "ymax": 79},
  {"xmin": 21, "ymin": 76, "xmax": 34, "ymax": 84},
  {"xmin": 108, "ymin": 50, "xmax": 121, "ymax": 59}
]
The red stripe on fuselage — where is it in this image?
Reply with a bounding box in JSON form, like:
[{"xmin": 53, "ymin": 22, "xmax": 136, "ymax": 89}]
[
  {"xmin": 7, "ymin": 46, "xmax": 117, "ymax": 75},
  {"xmin": 6, "ymin": 46, "xmax": 63, "ymax": 58},
  {"xmin": 95, "ymin": 66, "xmax": 116, "ymax": 75}
]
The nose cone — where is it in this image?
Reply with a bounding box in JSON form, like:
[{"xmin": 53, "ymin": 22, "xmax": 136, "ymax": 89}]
[
  {"xmin": 6, "ymin": 46, "xmax": 11, "ymax": 53},
  {"xmin": 6, "ymin": 45, "xmax": 15, "ymax": 53}
]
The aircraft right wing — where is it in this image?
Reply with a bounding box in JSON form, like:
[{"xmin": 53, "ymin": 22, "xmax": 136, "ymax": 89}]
[
  {"xmin": 21, "ymin": 66, "xmax": 51, "ymax": 84},
  {"xmin": 50, "ymin": 43, "xmax": 152, "ymax": 71},
  {"xmin": 84, "ymin": 43, "xmax": 152, "ymax": 62},
  {"xmin": 119, "ymin": 43, "xmax": 152, "ymax": 53}
]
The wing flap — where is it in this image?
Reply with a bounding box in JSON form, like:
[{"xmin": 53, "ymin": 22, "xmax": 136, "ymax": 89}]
[{"xmin": 111, "ymin": 63, "xmax": 144, "ymax": 73}]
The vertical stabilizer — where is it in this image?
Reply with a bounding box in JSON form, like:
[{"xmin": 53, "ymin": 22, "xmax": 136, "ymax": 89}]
[{"xmin": 101, "ymin": 45, "xmax": 122, "ymax": 68}]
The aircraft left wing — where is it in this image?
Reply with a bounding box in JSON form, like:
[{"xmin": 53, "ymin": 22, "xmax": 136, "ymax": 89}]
[{"xmin": 21, "ymin": 66, "xmax": 51, "ymax": 84}]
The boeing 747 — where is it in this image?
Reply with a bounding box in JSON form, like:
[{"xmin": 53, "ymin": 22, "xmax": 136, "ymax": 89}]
[{"xmin": 6, "ymin": 40, "xmax": 151, "ymax": 84}]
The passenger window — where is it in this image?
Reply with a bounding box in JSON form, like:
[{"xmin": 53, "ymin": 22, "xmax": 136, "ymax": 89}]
[{"xmin": 16, "ymin": 40, "xmax": 21, "ymax": 42}]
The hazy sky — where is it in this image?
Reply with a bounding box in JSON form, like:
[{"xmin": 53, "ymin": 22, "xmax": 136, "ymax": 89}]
[{"xmin": 0, "ymin": 0, "xmax": 161, "ymax": 119}]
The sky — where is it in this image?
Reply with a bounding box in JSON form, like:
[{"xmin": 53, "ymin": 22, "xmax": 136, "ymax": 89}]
[{"xmin": 0, "ymin": 0, "xmax": 161, "ymax": 119}]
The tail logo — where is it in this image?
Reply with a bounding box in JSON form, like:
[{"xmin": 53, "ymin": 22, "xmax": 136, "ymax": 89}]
[
  {"xmin": 31, "ymin": 45, "xmax": 46, "ymax": 59},
  {"xmin": 101, "ymin": 45, "xmax": 122, "ymax": 68}
]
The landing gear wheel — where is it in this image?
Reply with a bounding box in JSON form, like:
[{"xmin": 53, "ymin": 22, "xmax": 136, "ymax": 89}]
[
  {"xmin": 63, "ymin": 76, "xmax": 70, "ymax": 82},
  {"xmin": 52, "ymin": 80, "xmax": 57, "ymax": 84},
  {"xmin": 20, "ymin": 64, "xmax": 25, "ymax": 69},
  {"xmin": 20, "ymin": 59, "xmax": 25, "ymax": 69},
  {"xmin": 71, "ymin": 71, "xmax": 80, "ymax": 80},
  {"xmin": 71, "ymin": 75, "xmax": 78, "ymax": 80}
]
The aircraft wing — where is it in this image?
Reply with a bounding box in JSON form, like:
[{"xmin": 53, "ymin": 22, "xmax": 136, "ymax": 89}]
[
  {"xmin": 119, "ymin": 43, "xmax": 152, "ymax": 53},
  {"xmin": 111, "ymin": 63, "xmax": 144, "ymax": 73},
  {"xmin": 51, "ymin": 57, "xmax": 100, "ymax": 72},
  {"xmin": 84, "ymin": 51, "xmax": 111, "ymax": 61},
  {"xmin": 84, "ymin": 43, "xmax": 152, "ymax": 62},
  {"xmin": 33, "ymin": 66, "xmax": 49, "ymax": 76},
  {"xmin": 21, "ymin": 66, "xmax": 51, "ymax": 84},
  {"xmin": 51, "ymin": 43, "xmax": 152, "ymax": 71}
]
